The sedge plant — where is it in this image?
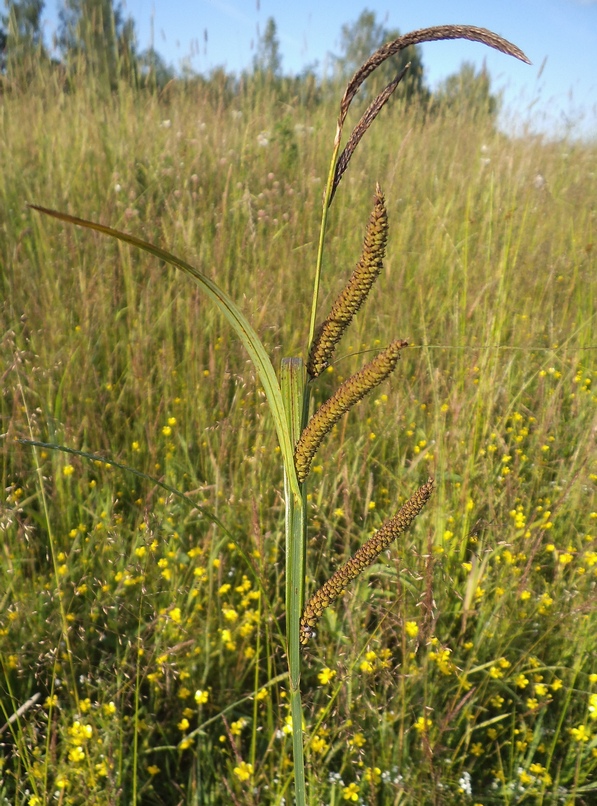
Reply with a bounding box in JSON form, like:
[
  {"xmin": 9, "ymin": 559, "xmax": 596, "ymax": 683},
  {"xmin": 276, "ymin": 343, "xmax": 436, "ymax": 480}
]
[{"xmin": 26, "ymin": 24, "xmax": 529, "ymax": 806}]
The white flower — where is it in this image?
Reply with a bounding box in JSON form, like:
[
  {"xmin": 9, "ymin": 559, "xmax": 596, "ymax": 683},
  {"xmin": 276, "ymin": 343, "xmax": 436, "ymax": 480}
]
[
  {"xmin": 458, "ymin": 770, "xmax": 472, "ymax": 796},
  {"xmin": 533, "ymin": 173, "xmax": 546, "ymax": 189}
]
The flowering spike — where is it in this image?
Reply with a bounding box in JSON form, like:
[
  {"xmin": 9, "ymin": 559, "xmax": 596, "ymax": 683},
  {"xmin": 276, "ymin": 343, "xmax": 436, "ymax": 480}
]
[
  {"xmin": 330, "ymin": 70, "xmax": 410, "ymax": 205},
  {"xmin": 307, "ymin": 187, "xmax": 388, "ymax": 378},
  {"xmin": 295, "ymin": 338, "xmax": 407, "ymax": 483},
  {"xmin": 300, "ymin": 478, "xmax": 434, "ymax": 645}
]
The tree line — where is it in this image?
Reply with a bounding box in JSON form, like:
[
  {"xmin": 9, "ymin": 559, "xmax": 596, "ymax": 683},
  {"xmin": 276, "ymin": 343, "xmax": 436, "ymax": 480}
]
[{"xmin": 0, "ymin": 2, "xmax": 500, "ymax": 119}]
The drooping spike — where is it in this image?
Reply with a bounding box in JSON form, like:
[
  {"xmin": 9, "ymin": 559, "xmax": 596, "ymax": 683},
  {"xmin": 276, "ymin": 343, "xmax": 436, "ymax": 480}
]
[
  {"xmin": 296, "ymin": 338, "xmax": 407, "ymax": 483},
  {"xmin": 300, "ymin": 478, "xmax": 434, "ymax": 645}
]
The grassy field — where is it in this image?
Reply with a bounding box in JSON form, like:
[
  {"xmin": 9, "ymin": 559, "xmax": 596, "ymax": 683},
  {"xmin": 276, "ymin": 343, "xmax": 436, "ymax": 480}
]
[{"xmin": 1, "ymin": 72, "xmax": 596, "ymax": 805}]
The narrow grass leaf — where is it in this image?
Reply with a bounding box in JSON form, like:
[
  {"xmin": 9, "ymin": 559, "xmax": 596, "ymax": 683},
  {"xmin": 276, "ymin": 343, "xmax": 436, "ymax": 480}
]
[{"xmin": 28, "ymin": 205, "xmax": 301, "ymax": 499}]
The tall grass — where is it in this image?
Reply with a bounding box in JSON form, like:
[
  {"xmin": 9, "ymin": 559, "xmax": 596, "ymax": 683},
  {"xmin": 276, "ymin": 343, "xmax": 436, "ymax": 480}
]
[{"xmin": 1, "ymin": 60, "xmax": 596, "ymax": 805}]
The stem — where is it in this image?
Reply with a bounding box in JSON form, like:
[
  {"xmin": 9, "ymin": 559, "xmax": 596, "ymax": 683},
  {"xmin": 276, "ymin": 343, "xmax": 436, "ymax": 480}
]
[
  {"xmin": 133, "ymin": 606, "xmax": 143, "ymax": 803},
  {"xmin": 281, "ymin": 357, "xmax": 307, "ymax": 806},
  {"xmin": 306, "ymin": 133, "xmax": 343, "ymax": 352},
  {"xmin": 292, "ymin": 124, "xmax": 343, "ymax": 803}
]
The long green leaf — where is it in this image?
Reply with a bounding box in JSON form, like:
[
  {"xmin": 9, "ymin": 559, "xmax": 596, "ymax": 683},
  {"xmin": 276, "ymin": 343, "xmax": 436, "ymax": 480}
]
[{"xmin": 29, "ymin": 204, "xmax": 301, "ymax": 499}]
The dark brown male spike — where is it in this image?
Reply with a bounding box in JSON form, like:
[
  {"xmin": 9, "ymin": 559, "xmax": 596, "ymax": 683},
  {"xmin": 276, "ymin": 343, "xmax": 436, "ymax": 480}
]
[
  {"xmin": 338, "ymin": 25, "xmax": 531, "ymax": 131},
  {"xmin": 329, "ymin": 65, "xmax": 411, "ymax": 205}
]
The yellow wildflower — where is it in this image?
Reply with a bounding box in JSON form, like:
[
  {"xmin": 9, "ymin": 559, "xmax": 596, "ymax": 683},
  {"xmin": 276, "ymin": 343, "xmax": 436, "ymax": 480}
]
[{"xmin": 318, "ymin": 668, "xmax": 337, "ymax": 685}]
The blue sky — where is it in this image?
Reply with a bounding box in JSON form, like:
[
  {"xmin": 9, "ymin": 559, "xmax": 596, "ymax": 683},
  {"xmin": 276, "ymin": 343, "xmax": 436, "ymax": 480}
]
[{"xmin": 46, "ymin": 0, "xmax": 597, "ymax": 138}]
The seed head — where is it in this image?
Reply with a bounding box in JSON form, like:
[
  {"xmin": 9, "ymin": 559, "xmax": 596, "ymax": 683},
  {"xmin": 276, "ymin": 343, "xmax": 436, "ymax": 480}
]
[
  {"xmin": 300, "ymin": 478, "xmax": 434, "ymax": 644},
  {"xmin": 296, "ymin": 338, "xmax": 407, "ymax": 483},
  {"xmin": 308, "ymin": 187, "xmax": 388, "ymax": 378}
]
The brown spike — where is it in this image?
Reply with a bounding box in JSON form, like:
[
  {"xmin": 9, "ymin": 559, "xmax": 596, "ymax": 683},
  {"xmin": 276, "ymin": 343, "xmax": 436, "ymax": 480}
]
[
  {"xmin": 297, "ymin": 339, "xmax": 407, "ymax": 483},
  {"xmin": 308, "ymin": 188, "xmax": 388, "ymax": 378},
  {"xmin": 339, "ymin": 26, "xmax": 530, "ymax": 128},
  {"xmin": 300, "ymin": 478, "xmax": 434, "ymax": 644},
  {"xmin": 330, "ymin": 65, "xmax": 410, "ymax": 205}
]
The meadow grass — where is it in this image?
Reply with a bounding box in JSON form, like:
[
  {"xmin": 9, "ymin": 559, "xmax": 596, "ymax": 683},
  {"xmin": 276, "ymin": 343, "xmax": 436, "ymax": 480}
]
[{"xmin": 1, "ymin": 69, "xmax": 596, "ymax": 805}]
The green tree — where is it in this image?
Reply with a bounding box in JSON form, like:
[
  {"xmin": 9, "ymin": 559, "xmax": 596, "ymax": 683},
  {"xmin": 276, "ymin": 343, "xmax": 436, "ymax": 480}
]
[
  {"xmin": 137, "ymin": 46, "xmax": 173, "ymax": 90},
  {"xmin": 1, "ymin": 0, "xmax": 45, "ymax": 72},
  {"xmin": 333, "ymin": 9, "xmax": 426, "ymax": 100},
  {"xmin": 57, "ymin": 0, "xmax": 136, "ymax": 88},
  {"xmin": 0, "ymin": 26, "xmax": 6, "ymax": 71},
  {"xmin": 253, "ymin": 16, "xmax": 282, "ymax": 78},
  {"xmin": 433, "ymin": 61, "xmax": 500, "ymax": 120}
]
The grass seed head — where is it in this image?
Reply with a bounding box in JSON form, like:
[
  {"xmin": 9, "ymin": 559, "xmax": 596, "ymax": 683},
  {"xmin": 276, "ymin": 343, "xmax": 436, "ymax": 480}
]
[
  {"xmin": 300, "ymin": 478, "xmax": 434, "ymax": 644},
  {"xmin": 308, "ymin": 186, "xmax": 388, "ymax": 378},
  {"xmin": 339, "ymin": 25, "xmax": 530, "ymax": 129},
  {"xmin": 331, "ymin": 67, "xmax": 410, "ymax": 203},
  {"xmin": 296, "ymin": 338, "xmax": 408, "ymax": 483}
]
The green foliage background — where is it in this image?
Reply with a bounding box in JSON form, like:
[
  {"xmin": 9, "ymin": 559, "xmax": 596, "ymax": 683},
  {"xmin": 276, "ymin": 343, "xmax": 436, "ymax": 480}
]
[{"xmin": 0, "ymin": 69, "xmax": 596, "ymax": 804}]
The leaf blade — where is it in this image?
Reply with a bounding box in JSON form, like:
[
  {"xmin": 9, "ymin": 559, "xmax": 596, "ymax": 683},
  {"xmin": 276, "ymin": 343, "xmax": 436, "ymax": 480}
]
[{"xmin": 29, "ymin": 204, "xmax": 301, "ymax": 498}]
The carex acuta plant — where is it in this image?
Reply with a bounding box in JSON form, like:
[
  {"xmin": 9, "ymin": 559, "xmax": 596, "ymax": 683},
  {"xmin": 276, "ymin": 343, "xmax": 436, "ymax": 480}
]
[{"xmin": 27, "ymin": 24, "xmax": 528, "ymax": 806}]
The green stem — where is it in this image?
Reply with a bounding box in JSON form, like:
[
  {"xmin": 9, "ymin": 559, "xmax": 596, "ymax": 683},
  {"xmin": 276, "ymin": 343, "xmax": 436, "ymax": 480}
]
[
  {"xmin": 281, "ymin": 358, "xmax": 307, "ymax": 806},
  {"xmin": 306, "ymin": 135, "xmax": 342, "ymax": 352},
  {"xmin": 291, "ymin": 124, "xmax": 343, "ymax": 803}
]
